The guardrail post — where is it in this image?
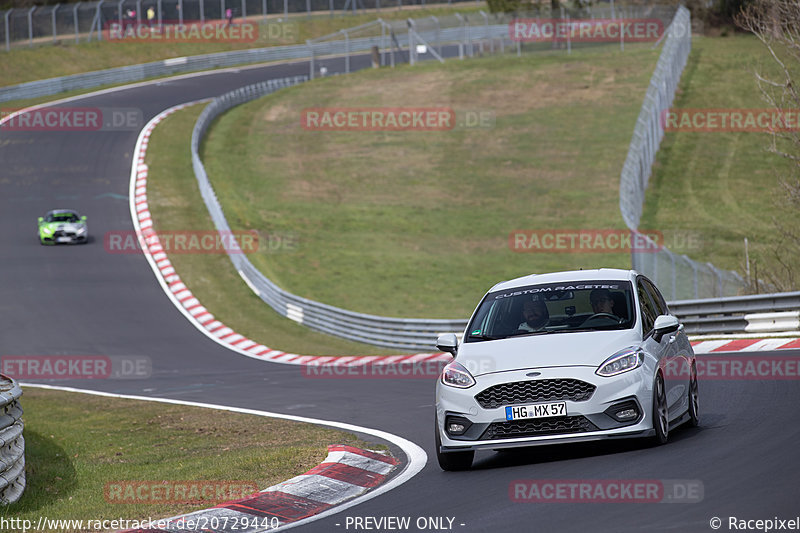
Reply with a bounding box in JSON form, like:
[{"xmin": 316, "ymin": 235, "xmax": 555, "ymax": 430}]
[
  {"xmin": 27, "ymin": 6, "xmax": 36, "ymax": 47},
  {"xmin": 53, "ymin": 4, "xmax": 61, "ymax": 43},
  {"xmin": 73, "ymin": 2, "xmax": 81, "ymax": 43},
  {"xmin": 4, "ymin": 10, "xmax": 11, "ymax": 51}
]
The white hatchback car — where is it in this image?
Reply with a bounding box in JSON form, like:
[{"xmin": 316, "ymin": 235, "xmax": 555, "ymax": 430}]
[{"xmin": 435, "ymin": 269, "xmax": 698, "ymax": 470}]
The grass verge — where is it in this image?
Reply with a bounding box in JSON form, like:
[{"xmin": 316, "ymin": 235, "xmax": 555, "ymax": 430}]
[
  {"xmin": 145, "ymin": 103, "xmax": 394, "ymax": 355},
  {"xmin": 3, "ymin": 387, "xmax": 384, "ymax": 532},
  {"xmin": 641, "ymin": 34, "xmax": 796, "ymax": 287}
]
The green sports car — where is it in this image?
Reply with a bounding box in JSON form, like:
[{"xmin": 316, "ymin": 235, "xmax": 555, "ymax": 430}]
[{"xmin": 38, "ymin": 209, "xmax": 88, "ymax": 245}]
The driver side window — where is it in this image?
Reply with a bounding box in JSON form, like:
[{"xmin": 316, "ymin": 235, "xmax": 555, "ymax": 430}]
[{"xmin": 637, "ymin": 281, "xmax": 657, "ymax": 335}]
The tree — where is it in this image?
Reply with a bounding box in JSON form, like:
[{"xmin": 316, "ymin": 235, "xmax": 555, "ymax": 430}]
[{"xmin": 736, "ymin": 0, "xmax": 800, "ymax": 291}]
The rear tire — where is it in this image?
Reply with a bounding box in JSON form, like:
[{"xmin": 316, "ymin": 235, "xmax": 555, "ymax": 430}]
[
  {"xmin": 652, "ymin": 373, "xmax": 669, "ymax": 445},
  {"xmin": 435, "ymin": 417, "xmax": 474, "ymax": 471}
]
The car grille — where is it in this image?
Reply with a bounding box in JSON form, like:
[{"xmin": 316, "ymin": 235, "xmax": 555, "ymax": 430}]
[
  {"xmin": 54, "ymin": 230, "xmax": 76, "ymax": 238},
  {"xmin": 475, "ymin": 379, "xmax": 596, "ymax": 409},
  {"xmin": 481, "ymin": 416, "xmax": 598, "ymax": 440}
]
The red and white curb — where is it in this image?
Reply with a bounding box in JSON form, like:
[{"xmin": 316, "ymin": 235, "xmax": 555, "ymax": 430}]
[
  {"xmin": 124, "ymin": 445, "xmax": 398, "ymax": 533},
  {"xmin": 690, "ymin": 337, "xmax": 800, "ymax": 354},
  {"xmin": 129, "ymin": 103, "xmax": 450, "ymax": 367}
]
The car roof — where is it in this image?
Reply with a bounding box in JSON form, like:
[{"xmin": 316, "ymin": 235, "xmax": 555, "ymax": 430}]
[{"xmin": 488, "ymin": 268, "xmax": 638, "ymax": 293}]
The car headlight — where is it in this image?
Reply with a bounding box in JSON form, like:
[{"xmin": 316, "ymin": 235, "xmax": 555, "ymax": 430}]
[
  {"xmin": 441, "ymin": 361, "xmax": 476, "ymax": 389},
  {"xmin": 76, "ymin": 227, "xmax": 87, "ymax": 234},
  {"xmin": 596, "ymin": 348, "xmax": 643, "ymax": 377}
]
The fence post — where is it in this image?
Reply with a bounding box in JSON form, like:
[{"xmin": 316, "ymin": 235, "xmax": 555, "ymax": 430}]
[
  {"xmin": 479, "ymin": 10, "xmax": 491, "ymax": 54},
  {"xmin": 27, "ymin": 6, "xmax": 36, "ymax": 47},
  {"xmin": 136, "ymin": 0, "xmax": 142, "ymax": 23},
  {"xmin": 220, "ymin": 0, "xmax": 225, "ymax": 22},
  {"xmin": 241, "ymin": 0, "xmax": 245, "ymax": 21},
  {"xmin": 407, "ymin": 18, "xmax": 415, "ymax": 66},
  {"xmin": 53, "ymin": 4, "xmax": 61, "ymax": 43},
  {"xmin": 73, "ymin": 2, "xmax": 81, "ymax": 43},
  {"xmin": 306, "ymin": 0, "xmax": 310, "ymax": 17},
  {"xmin": 116, "ymin": 0, "xmax": 123, "ymax": 30},
  {"xmin": 4, "ymin": 9, "xmax": 11, "ymax": 51},
  {"xmin": 308, "ymin": 40, "xmax": 314, "ymax": 79},
  {"xmin": 342, "ymin": 29, "xmax": 349, "ymax": 73},
  {"xmin": 157, "ymin": 0, "xmax": 162, "ymax": 26},
  {"xmin": 283, "ymin": 0, "xmax": 287, "ymax": 19},
  {"xmin": 94, "ymin": 0, "xmax": 105, "ymax": 41},
  {"xmin": 262, "ymin": 0, "xmax": 266, "ymax": 23},
  {"xmin": 430, "ymin": 15, "xmax": 440, "ymax": 57}
]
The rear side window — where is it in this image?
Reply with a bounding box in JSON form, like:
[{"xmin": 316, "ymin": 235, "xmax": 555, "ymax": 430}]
[
  {"xmin": 637, "ymin": 280, "xmax": 658, "ymax": 335},
  {"xmin": 643, "ymin": 278, "xmax": 669, "ymax": 316}
]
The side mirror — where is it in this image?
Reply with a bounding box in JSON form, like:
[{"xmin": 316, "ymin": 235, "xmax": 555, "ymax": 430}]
[
  {"xmin": 81, "ymin": 216, "xmax": 87, "ymax": 221},
  {"xmin": 653, "ymin": 315, "xmax": 680, "ymax": 342},
  {"xmin": 37, "ymin": 217, "xmax": 44, "ymax": 223},
  {"xmin": 436, "ymin": 333, "xmax": 458, "ymax": 357}
]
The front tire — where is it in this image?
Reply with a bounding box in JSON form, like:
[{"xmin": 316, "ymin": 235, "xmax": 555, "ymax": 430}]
[
  {"xmin": 435, "ymin": 417, "xmax": 474, "ymax": 471},
  {"xmin": 652, "ymin": 372, "xmax": 669, "ymax": 445}
]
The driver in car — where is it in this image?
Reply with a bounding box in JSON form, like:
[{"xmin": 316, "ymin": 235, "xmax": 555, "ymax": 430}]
[
  {"xmin": 589, "ymin": 289, "xmax": 616, "ymax": 316},
  {"xmin": 518, "ymin": 297, "xmax": 550, "ymax": 332}
]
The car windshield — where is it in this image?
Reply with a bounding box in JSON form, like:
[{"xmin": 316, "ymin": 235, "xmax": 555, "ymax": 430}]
[
  {"xmin": 465, "ymin": 280, "xmax": 636, "ymax": 342},
  {"xmin": 46, "ymin": 213, "xmax": 80, "ymax": 223}
]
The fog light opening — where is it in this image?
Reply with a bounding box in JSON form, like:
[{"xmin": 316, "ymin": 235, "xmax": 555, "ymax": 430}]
[
  {"xmin": 615, "ymin": 408, "xmax": 637, "ymax": 420},
  {"xmin": 448, "ymin": 423, "xmax": 467, "ymax": 435},
  {"xmin": 444, "ymin": 415, "xmax": 472, "ymax": 437}
]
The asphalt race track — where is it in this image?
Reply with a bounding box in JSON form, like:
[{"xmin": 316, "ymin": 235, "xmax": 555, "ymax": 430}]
[{"xmin": 2, "ymin": 53, "xmax": 800, "ymax": 533}]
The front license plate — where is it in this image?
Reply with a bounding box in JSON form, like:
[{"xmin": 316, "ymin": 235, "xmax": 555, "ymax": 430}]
[
  {"xmin": 57, "ymin": 236, "xmax": 72, "ymax": 243},
  {"xmin": 505, "ymin": 402, "xmax": 567, "ymax": 421}
]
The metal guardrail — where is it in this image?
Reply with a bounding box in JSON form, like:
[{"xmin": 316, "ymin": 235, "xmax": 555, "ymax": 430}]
[
  {"xmin": 618, "ymin": 6, "xmax": 747, "ymax": 299},
  {"xmin": 670, "ymin": 291, "xmax": 800, "ymax": 335},
  {"xmin": 0, "ymin": 374, "xmax": 25, "ymax": 505}
]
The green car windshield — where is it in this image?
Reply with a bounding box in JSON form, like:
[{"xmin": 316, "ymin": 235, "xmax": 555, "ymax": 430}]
[{"xmin": 45, "ymin": 213, "xmax": 80, "ymax": 223}]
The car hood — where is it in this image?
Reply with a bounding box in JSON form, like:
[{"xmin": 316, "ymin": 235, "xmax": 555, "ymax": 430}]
[{"xmin": 455, "ymin": 329, "xmax": 643, "ymax": 376}]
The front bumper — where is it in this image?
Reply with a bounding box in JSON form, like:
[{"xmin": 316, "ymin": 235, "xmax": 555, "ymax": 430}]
[
  {"xmin": 436, "ymin": 365, "xmax": 655, "ymax": 452},
  {"xmin": 41, "ymin": 230, "xmax": 87, "ymax": 244}
]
